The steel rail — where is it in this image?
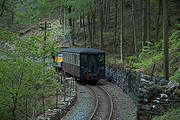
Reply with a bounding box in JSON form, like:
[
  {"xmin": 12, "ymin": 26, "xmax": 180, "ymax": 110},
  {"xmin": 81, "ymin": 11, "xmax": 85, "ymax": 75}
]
[
  {"xmin": 87, "ymin": 84, "xmax": 113, "ymax": 120},
  {"xmin": 86, "ymin": 85, "xmax": 99, "ymax": 120},
  {"xmin": 97, "ymin": 85, "xmax": 113, "ymax": 120}
]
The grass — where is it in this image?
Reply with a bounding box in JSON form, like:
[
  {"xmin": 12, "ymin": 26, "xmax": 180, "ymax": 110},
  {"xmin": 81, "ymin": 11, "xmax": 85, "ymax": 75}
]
[{"xmin": 152, "ymin": 107, "xmax": 180, "ymax": 120}]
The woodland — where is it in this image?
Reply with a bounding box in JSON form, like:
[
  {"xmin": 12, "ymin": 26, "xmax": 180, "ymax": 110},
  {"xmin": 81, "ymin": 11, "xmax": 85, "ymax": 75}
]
[{"xmin": 0, "ymin": 0, "xmax": 180, "ymax": 120}]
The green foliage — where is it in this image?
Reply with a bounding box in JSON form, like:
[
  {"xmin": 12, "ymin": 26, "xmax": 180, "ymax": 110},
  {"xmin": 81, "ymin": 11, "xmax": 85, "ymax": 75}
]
[
  {"xmin": 0, "ymin": 29, "xmax": 15, "ymax": 44},
  {"xmin": 126, "ymin": 55, "xmax": 137, "ymax": 68},
  {"xmin": 50, "ymin": 21, "xmax": 63, "ymax": 39},
  {"xmin": 152, "ymin": 107, "xmax": 180, "ymax": 120},
  {"xmin": 1, "ymin": 0, "xmax": 59, "ymax": 24},
  {"xmin": 126, "ymin": 25, "xmax": 180, "ymax": 78},
  {"xmin": 170, "ymin": 69, "xmax": 180, "ymax": 82},
  {"xmin": 65, "ymin": 0, "xmax": 95, "ymax": 18},
  {"xmin": 0, "ymin": 30, "xmax": 61, "ymax": 119},
  {"xmin": 169, "ymin": 25, "xmax": 180, "ymax": 52}
]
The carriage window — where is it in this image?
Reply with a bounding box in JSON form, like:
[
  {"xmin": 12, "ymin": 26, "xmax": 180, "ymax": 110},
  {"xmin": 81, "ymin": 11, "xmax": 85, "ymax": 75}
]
[
  {"xmin": 71, "ymin": 54, "xmax": 73, "ymax": 64},
  {"xmin": 81, "ymin": 54, "xmax": 87, "ymax": 64},
  {"xmin": 66, "ymin": 53, "xmax": 68, "ymax": 63},
  {"xmin": 67, "ymin": 53, "xmax": 69, "ymax": 63},
  {"xmin": 74, "ymin": 54, "xmax": 77, "ymax": 65},
  {"xmin": 71, "ymin": 53, "xmax": 73, "ymax": 64},
  {"xmin": 76, "ymin": 54, "xmax": 79, "ymax": 65},
  {"xmin": 63, "ymin": 53, "xmax": 66, "ymax": 62},
  {"xmin": 69, "ymin": 53, "xmax": 71, "ymax": 63},
  {"xmin": 65, "ymin": 53, "xmax": 67, "ymax": 62},
  {"xmin": 73, "ymin": 54, "xmax": 75, "ymax": 65},
  {"xmin": 77, "ymin": 54, "xmax": 80, "ymax": 66},
  {"xmin": 62, "ymin": 53, "xmax": 64, "ymax": 61}
]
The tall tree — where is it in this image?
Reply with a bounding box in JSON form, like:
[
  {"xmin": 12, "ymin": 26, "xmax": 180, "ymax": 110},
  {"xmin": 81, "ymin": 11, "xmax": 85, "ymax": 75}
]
[
  {"xmin": 163, "ymin": 0, "xmax": 169, "ymax": 80},
  {"xmin": 68, "ymin": 6, "xmax": 72, "ymax": 27},
  {"xmin": 87, "ymin": 14, "xmax": 93, "ymax": 47},
  {"xmin": 120, "ymin": 0, "xmax": 124, "ymax": 62},
  {"xmin": 132, "ymin": 0, "xmax": 138, "ymax": 59},
  {"xmin": 140, "ymin": 0, "xmax": 143, "ymax": 46},
  {"xmin": 104, "ymin": 0, "xmax": 109, "ymax": 31},
  {"xmin": 142, "ymin": 0, "xmax": 147, "ymax": 46},
  {"xmin": 156, "ymin": 0, "xmax": 163, "ymax": 42},
  {"xmin": 147, "ymin": 0, "xmax": 151, "ymax": 42},
  {"xmin": 114, "ymin": 0, "xmax": 118, "ymax": 53},
  {"xmin": 100, "ymin": 0, "xmax": 104, "ymax": 50},
  {"xmin": 0, "ymin": 0, "xmax": 6, "ymax": 16},
  {"xmin": 82, "ymin": 13, "xmax": 87, "ymax": 47}
]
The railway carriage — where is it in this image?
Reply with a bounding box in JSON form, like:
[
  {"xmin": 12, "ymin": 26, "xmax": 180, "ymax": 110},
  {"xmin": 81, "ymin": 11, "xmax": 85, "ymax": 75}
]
[{"xmin": 62, "ymin": 48, "xmax": 105, "ymax": 83}]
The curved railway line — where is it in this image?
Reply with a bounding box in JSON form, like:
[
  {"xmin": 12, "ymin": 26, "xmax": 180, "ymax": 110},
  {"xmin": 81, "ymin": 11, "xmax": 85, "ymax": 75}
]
[
  {"xmin": 63, "ymin": 80, "xmax": 136, "ymax": 120},
  {"xmin": 87, "ymin": 84, "xmax": 113, "ymax": 120}
]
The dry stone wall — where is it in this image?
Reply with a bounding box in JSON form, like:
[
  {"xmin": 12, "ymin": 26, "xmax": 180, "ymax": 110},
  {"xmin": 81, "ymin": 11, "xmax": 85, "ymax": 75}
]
[
  {"xmin": 37, "ymin": 78, "xmax": 77, "ymax": 120},
  {"xmin": 105, "ymin": 63, "xmax": 180, "ymax": 120}
]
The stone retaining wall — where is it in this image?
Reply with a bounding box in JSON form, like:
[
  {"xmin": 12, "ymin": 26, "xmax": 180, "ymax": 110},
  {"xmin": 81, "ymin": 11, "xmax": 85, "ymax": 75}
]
[
  {"xmin": 37, "ymin": 78, "xmax": 77, "ymax": 120},
  {"xmin": 105, "ymin": 63, "xmax": 180, "ymax": 120}
]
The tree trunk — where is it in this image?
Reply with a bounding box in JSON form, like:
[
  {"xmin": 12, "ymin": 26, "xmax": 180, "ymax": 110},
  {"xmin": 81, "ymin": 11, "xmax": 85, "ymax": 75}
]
[
  {"xmin": 132, "ymin": 0, "xmax": 138, "ymax": 59},
  {"xmin": 42, "ymin": 94, "xmax": 45, "ymax": 117},
  {"xmin": 61, "ymin": 7, "xmax": 64, "ymax": 24},
  {"xmin": 163, "ymin": 0, "xmax": 169, "ymax": 81},
  {"xmin": 12, "ymin": 94, "xmax": 17, "ymax": 120},
  {"xmin": 100, "ymin": 0, "xmax": 104, "ymax": 50},
  {"xmin": 105, "ymin": 0, "xmax": 111, "ymax": 31},
  {"xmin": 72, "ymin": 19, "xmax": 75, "ymax": 31},
  {"xmin": 92, "ymin": 0, "xmax": 96, "ymax": 47},
  {"xmin": 140, "ymin": 0, "xmax": 143, "ymax": 46},
  {"xmin": 80, "ymin": 16, "xmax": 82, "ymax": 27},
  {"xmin": 83, "ymin": 13, "xmax": 87, "ymax": 47},
  {"xmin": 114, "ymin": 0, "xmax": 118, "ymax": 54},
  {"xmin": 147, "ymin": 0, "xmax": 151, "ymax": 42},
  {"xmin": 68, "ymin": 7, "xmax": 72, "ymax": 27},
  {"xmin": 72, "ymin": 19, "xmax": 75, "ymax": 46},
  {"xmin": 92, "ymin": 15, "xmax": 95, "ymax": 48},
  {"xmin": 156, "ymin": 0, "xmax": 162, "ymax": 42},
  {"xmin": 107, "ymin": 0, "xmax": 111, "ymax": 30},
  {"xmin": 120, "ymin": 0, "xmax": 124, "ymax": 62},
  {"xmin": 26, "ymin": 97, "xmax": 28, "ymax": 120},
  {"xmin": 142, "ymin": 0, "xmax": 147, "ymax": 47},
  {"xmin": 87, "ymin": 14, "xmax": 92, "ymax": 48},
  {"xmin": 63, "ymin": 2, "xmax": 66, "ymax": 41},
  {"xmin": 0, "ymin": 0, "xmax": 6, "ymax": 16},
  {"xmin": 104, "ymin": 0, "xmax": 109, "ymax": 31}
]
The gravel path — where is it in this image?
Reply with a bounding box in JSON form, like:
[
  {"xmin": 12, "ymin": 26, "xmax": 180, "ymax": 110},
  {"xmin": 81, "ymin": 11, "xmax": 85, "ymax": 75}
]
[
  {"xmin": 98, "ymin": 79, "xmax": 137, "ymax": 120},
  {"xmin": 62, "ymin": 83, "xmax": 95, "ymax": 120}
]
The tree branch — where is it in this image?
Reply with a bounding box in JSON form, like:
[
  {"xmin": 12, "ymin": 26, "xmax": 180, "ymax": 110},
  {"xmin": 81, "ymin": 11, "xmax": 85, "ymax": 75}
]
[{"xmin": 0, "ymin": 0, "xmax": 6, "ymax": 16}]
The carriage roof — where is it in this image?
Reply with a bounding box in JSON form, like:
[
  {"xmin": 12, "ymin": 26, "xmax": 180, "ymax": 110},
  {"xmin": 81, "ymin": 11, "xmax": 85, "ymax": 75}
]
[{"xmin": 61, "ymin": 48, "xmax": 105, "ymax": 54}]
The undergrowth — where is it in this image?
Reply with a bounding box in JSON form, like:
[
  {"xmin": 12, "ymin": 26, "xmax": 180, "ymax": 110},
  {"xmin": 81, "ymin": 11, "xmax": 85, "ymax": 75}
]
[
  {"xmin": 106, "ymin": 24, "xmax": 180, "ymax": 120},
  {"xmin": 152, "ymin": 107, "xmax": 180, "ymax": 120},
  {"xmin": 126, "ymin": 24, "xmax": 180, "ymax": 82}
]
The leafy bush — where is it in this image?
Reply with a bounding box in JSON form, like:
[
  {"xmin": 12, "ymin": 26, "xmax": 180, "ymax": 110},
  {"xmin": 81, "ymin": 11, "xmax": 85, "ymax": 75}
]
[
  {"xmin": 125, "ymin": 24, "xmax": 180, "ymax": 79},
  {"xmin": 0, "ymin": 31, "xmax": 61, "ymax": 120}
]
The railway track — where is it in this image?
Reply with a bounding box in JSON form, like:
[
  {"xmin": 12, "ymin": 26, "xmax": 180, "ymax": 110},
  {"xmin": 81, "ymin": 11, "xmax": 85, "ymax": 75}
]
[
  {"xmin": 63, "ymin": 80, "xmax": 136, "ymax": 120},
  {"xmin": 87, "ymin": 84, "xmax": 113, "ymax": 120}
]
